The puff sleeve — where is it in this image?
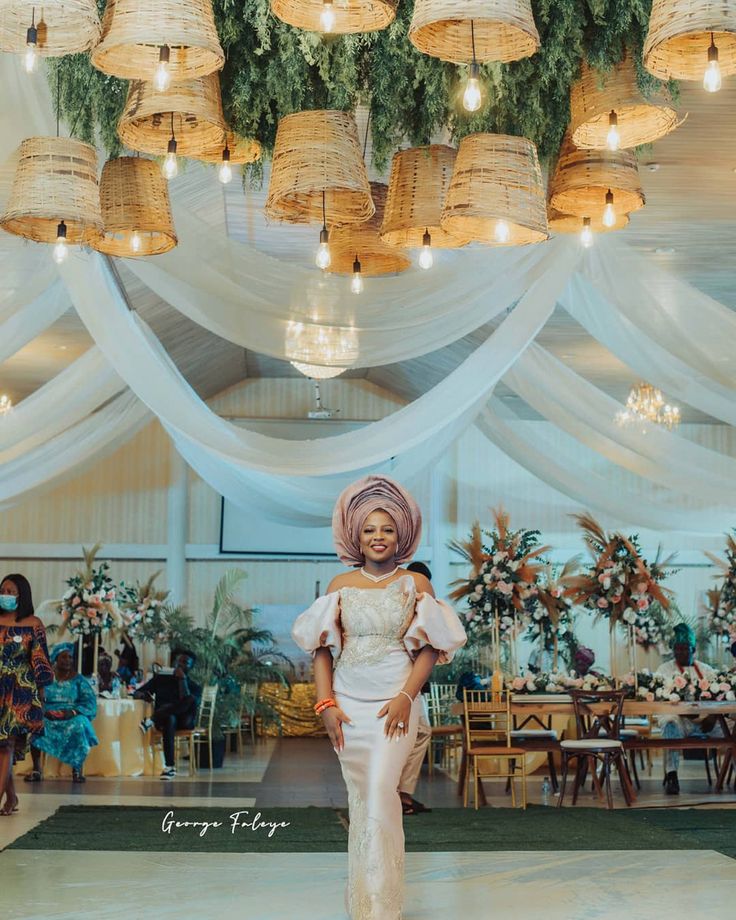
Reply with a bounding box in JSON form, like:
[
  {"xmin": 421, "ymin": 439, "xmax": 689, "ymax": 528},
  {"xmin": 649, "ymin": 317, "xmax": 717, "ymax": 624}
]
[
  {"xmin": 291, "ymin": 593, "xmax": 343, "ymax": 659},
  {"xmin": 402, "ymin": 594, "xmax": 467, "ymax": 665}
]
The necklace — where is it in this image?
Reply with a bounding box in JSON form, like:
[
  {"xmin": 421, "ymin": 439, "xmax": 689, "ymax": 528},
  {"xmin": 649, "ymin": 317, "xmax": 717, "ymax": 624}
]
[{"xmin": 360, "ymin": 566, "xmax": 399, "ymax": 584}]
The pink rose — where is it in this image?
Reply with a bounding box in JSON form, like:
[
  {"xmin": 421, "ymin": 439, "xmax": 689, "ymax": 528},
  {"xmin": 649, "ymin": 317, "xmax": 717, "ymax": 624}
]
[
  {"xmin": 645, "ymin": 692, "xmax": 655, "ymax": 702},
  {"xmin": 497, "ymin": 582, "xmax": 513, "ymax": 596},
  {"xmin": 673, "ymin": 675, "xmax": 687, "ymax": 689},
  {"xmin": 512, "ymin": 676, "xmax": 526, "ymax": 691},
  {"xmin": 636, "ymin": 598, "xmax": 650, "ymax": 610},
  {"xmin": 597, "ymin": 598, "xmax": 609, "ymax": 609},
  {"xmin": 699, "ymin": 679, "xmax": 711, "ymax": 691},
  {"xmin": 71, "ymin": 597, "xmax": 80, "ymax": 607},
  {"xmin": 700, "ymin": 691, "xmax": 712, "ymax": 699},
  {"xmin": 720, "ymin": 683, "xmax": 731, "ymax": 693}
]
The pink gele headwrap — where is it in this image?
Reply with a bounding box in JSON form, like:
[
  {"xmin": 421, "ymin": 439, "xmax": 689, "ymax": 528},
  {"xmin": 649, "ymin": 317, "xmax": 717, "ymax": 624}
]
[{"xmin": 332, "ymin": 475, "xmax": 422, "ymax": 566}]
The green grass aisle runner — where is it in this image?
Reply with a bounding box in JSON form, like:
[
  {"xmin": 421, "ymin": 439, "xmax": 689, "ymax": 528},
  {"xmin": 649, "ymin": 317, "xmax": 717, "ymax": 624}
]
[{"xmin": 9, "ymin": 805, "xmax": 736, "ymax": 858}]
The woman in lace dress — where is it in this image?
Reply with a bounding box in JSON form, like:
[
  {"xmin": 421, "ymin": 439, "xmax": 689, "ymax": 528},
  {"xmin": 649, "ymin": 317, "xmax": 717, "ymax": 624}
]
[{"xmin": 292, "ymin": 476, "xmax": 466, "ymax": 920}]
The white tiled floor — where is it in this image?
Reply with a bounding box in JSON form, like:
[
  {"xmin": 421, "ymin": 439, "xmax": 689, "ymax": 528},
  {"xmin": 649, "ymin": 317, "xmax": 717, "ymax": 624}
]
[{"xmin": 2, "ymin": 849, "xmax": 735, "ymax": 920}]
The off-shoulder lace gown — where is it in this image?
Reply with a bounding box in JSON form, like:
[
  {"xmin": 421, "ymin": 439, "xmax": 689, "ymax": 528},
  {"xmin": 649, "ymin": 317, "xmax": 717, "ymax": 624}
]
[{"xmin": 292, "ymin": 575, "xmax": 466, "ymax": 920}]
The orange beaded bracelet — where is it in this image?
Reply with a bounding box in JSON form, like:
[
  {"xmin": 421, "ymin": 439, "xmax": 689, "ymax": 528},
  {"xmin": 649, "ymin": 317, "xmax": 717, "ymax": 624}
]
[{"xmin": 314, "ymin": 697, "xmax": 336, "ymax": 714}]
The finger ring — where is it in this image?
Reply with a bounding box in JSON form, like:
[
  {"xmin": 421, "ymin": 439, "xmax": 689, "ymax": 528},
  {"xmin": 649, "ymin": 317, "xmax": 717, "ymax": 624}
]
[{"xmin": 397, "ymin": 721, "xmax": 405, "ymax": 728}]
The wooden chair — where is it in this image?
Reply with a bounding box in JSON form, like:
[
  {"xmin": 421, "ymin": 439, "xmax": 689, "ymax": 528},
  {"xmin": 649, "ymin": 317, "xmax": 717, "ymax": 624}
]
[
  {"xmin": 558, "ymin": 689, "xmax": 636, "ymax": 809},
  {"xmin": 461, "ymin": 689, "xmax": 527, "ymax": 810},
  {"xmin": 427, "ymin": 682, "xmax": 464, "ymax": 777},
  {"xmin": 510, "ymin": 710, "xmax": 561, "ymax": 792},
  {"xmin": 192, "ymin": 685, "xmax": 219, "ymax": 770}
]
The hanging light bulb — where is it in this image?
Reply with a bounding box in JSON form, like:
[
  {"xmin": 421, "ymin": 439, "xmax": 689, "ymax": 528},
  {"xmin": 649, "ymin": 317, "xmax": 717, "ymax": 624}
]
[
  {"xmin": 316, "ymin": 190, "xmax": 331, "ymax": 270},
  {"xmin": 320, "ymin": 0, "xmax": 336, "ymax": 32},
  {"xmin": 24, "ymin": 8, "xmax": 37, "ymax": 74},
  {"xmin": 704, "ymin": 32, "xmax": 722, "ymax": 92},
  {"xmin": 350, "ymin": 256, "xmax": 364, "ymax": 294},
  {"xmin": 154, "ymin": 45, "xmax": 171, "ymax": 92},
  {"xmin": 52, "ymin": 220, "xmax": 68, "ymax": 264},
  {"xmin": 602, "ymin": 188, "xmax": 616, "ymax": 228},
  {"xmin": 580, "ymin": 216, "xmax": 594, "ymax": 248},
  {"xmin": 494, "ymin": 219, "xmax": 510, "ymax": 243},
  {"xmin": 131, "ymin": 231, "xmax": 142, "ymax": 253},
  {"xmin": 463, "ymin": 62, "xmax": 482, "ymax": 113},
  {"xmin": 218, "ymin": 145, "xmax": 232, "ymax": 184},
  {"xmin": 418, "ymin": 229, "xmax": 433, "ymax": 270},
  {"xmin": 606, "ymin": 110, "xmax": 620, "ymax": 151},
  {"xmin": 162, "ymin": 114, "xmax": 178, "ymax": 179}
]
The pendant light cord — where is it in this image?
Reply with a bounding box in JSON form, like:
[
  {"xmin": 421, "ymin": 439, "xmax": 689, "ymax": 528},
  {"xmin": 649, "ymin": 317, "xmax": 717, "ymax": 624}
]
[
  {"xmin": 171, "ymin": 110, "xmax": 176, "ymax": 141},
  {"xmin": 322, "ymin": 188, "xmax": 327, "ymax": 232},
  {"xmin": 470, "ymin": 19, "xmax": 477, "ymax": 64}
]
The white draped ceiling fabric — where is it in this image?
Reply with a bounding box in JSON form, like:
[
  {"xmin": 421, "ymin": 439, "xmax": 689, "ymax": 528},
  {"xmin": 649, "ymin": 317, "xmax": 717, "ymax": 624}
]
[{"xmin": 0, "ymin": 56, "xmax": 735, "ymax": 535}]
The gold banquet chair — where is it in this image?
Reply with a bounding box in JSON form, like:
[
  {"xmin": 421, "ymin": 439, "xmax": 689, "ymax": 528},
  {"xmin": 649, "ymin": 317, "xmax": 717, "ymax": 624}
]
[
  {"xmin": 427, "ymin": 682, "xmax": 464, "ymax": 776},
  {"xmin": 150, "ymin": 685, "xmax": 218, "ymax": 775},
  {"xmin": 462, "ymin": 689, "xmax": 527, "ymax": 809}
]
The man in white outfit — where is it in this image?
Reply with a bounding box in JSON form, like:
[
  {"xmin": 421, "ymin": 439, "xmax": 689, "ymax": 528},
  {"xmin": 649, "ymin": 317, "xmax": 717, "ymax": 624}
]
[
  {"xmin": 656, "ymin": 623, "xmax": 720, "ymax": 795},
  {"xmin": 398, "ymin": 562, "xmax": 434, "ymax": 815}
]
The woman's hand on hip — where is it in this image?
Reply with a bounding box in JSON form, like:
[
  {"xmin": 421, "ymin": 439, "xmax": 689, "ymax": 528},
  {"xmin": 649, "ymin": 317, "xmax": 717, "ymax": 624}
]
[
  {"xmin": 377, "ymin": 695, "xmax": 411, "ymax": 741},
  {"xmin": 322, "ymin": 705, "xmax": 352, "ymax": 754}
]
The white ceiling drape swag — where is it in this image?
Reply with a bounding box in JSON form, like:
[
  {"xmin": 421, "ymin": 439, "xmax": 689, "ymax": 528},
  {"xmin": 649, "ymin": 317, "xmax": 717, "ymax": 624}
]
[
  {"xmin": 58, "ymin": 244, "xmax": 580, "ymax": 477},
  {"xmin": 478, "ymin": 401, "xmax": 735, "ymax": 535},
  {"xmin": 0, "ymin": 283, "xmax": 70, "ymax": 365},
  {"xmin": 0, "ymin": 392, "xmax": 149, "ymax": 508},
  {"xmin": 505, "ymin": 343, "xmax": 736, "ymax": 503},
  {"xmin": 561, "ymin": 274, "xmax": 736, "ymax": 428}
]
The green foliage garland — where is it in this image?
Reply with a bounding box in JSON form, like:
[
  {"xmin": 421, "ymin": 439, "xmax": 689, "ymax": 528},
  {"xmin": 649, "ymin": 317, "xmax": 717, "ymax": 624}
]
[{"xmin": 48, "ymin": 0, "xmax": 665, "ymax": 172}]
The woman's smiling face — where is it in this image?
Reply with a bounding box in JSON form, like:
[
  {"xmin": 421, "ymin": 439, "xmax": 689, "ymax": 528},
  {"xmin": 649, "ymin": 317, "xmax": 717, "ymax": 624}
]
[{"xmin": 360, "ymin": 510, "xmax": 399, "ymax": 564}]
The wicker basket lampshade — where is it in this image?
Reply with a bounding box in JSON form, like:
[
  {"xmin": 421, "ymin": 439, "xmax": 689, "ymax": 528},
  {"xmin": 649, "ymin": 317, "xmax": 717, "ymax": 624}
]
[
  {"xmin": 327, "ymin": 184, "xmax": 411, "ymax": 276},
  {"xmin": 93, "ymin": 157, "xmax": 177, "ymax": 257},
  {"xmin": 270, "ymin": 0, "xmax": 397, "ymax": 34},
  {"xmin": 118, "ymin": 74, "xmax": 227, "ymax": 157},
  {"xmin": 196, "ymin": 130, "xmax": 262, "ymax": 165},
  {"xmin": 409, "ymin": 0, "xmax": 539, "ymax": 63},
  {"xmin": 91, "ymin": 0, "xmax": 224, "ymax": 82},
  {"xmin": 0, "ymin": 0, "xmax": 101, "ymax": 56},
  {"xmin": 643, "ymin": 0, "xmax": 736, "ymax": 80},
  {"xmin": 547, "ymin": 206, "xmax": 629, "ymax": 235},
  {"xmin": 0, "ymin": 136, "xmax": 102, "ymax": 244},
  {"xmin": 548, "ymin": 133, "xmax": 645, "ymax": 219},
  {"xmin": 380, "ymin": 145, "xmax": 469, "ymax": 249},
  {"xmin": 440, "ymin": 133, "xmax": 548, "ymax": 246},
  {"xmin": 265, "ymin": 110, "xmax": 374, "ymax": 225},
  {"xmin": 571, "ymin": 55, "xmax": 680, "ymax": 150}
]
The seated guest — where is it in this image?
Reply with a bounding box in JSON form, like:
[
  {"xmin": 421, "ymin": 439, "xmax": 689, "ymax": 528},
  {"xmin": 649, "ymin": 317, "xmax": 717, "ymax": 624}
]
[
  {"xmin": 656, "ymin": 623, "xmax": 720, "ymax": 795},
  {"xmin": 135, "ymin": 649, "xmax": 201, "ymax": 780},
  {"xmin": 97, "ymin": 651, "xmax": 115, "ymax": 694},
  {"xmin": 114, "ymin": 635, "xmax": 139, "ymax": 684},
  {"xmin": 26, "ymin": 643, "xmax": 98, "ymax": 783}
]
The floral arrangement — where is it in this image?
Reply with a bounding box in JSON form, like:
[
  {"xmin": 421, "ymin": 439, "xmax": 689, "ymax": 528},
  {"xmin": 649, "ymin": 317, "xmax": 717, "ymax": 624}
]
[
  {"xmin": 622, "ymin": 668, "xmax": 736, "ymax": 703},
  {"xmin": 449, "ymin": 509, "xmax": 549, "ymax": 644},
  {"xmin": 120, "ymin": 571, "xmax": 170, "ymax": 642},
  {"xmin": 565, "ymin": 514, "xmax": 675, "ymax": 650},
  {"xmin": 704, "ymin": 532, "xmax": 736, "ymax": 641},
  {"xmin": 507, "ymin": 671, "xmax": 613, "ymax": 694},
  {"xmin": 59, "ymin": 544, "xmax": 122, "ymax": 637},
  {"xmin": 526, "ymin": 559, "xmax": 580, "ymax": 668}
]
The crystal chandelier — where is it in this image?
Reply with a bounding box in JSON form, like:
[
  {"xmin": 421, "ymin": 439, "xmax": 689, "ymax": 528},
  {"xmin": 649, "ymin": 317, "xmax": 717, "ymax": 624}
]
[
  {"xmin": 286, "ymin": 321, "xmax": 358, "ymax": 380},
  {"xmin": 0, "ymin": 394, "xmax": 12, "ymax": 415},
  {"xmin": 615, "ymin": 382, "xmax": 680, "ymax": 430},
  {"xmin": 290, "ymin": 361, "xmax": 346, "ymax": 379}
]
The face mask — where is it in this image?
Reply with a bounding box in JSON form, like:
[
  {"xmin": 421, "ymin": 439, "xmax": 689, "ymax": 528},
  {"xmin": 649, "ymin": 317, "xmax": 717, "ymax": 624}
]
[{"xmin": 0, "ymin": 594, "xmax": 18, "ymax": 611}]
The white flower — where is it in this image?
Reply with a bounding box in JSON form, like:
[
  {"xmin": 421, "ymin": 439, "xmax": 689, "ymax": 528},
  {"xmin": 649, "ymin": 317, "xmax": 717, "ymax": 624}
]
[
  {"xmin": 493, "ymin": 551, "xmax": 507, "ymax": 564},
  {"xmin": 509, "ymin": 560, "xmax": 519, "ymax": 572},
  {"xmin": 483, "ymin": 603, "xmax": 491, "ymax": 613},
  {"xmin": 483, "ymin": 574, "xmax": 492, "ymax": 585},
  {"xmin": 726, "ymin": 691, "xmax": 735, "ymax": 701},
  {"xmin": 623, "ymin": 608, "xmax": 636, "ymax": 624}
]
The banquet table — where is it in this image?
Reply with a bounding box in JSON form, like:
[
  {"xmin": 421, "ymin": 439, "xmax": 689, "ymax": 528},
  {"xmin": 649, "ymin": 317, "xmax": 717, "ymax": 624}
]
[{"xmin": 16, "ymin": 697, "xmax": 156, "ymax": 778}]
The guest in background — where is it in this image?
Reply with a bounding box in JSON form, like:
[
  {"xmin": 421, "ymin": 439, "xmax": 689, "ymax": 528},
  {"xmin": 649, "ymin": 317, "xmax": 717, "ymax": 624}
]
[
  {"xmin": 398, "ymin": 562, "xmax": 434, "ymax": 815},
  {"xmin": 97, "ymin": 651, "xmax": 115, "ymax": 694},
  {"xmin": 135, "ymin": 649, "xmax": 201, "ymax": 780},
  {"xmin": 0, "ymin": 573, "xmax": 53, "ymax": 814},
  {"xmin": 114, "ymin": 635, "xmax": 139, "ymax": 684},
  {"xmin": 27, "ymin": 643, "xmax": 98, "ymax": 783},
  {"xmin": 656, "ymin": 623, "xmax": 720, "ymax": 795}
]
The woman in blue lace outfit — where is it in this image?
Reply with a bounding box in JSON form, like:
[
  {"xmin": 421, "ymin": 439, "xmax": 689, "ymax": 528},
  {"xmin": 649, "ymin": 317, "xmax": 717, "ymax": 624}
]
[
  {"xmin": 0, "ymin": 573, "xmax": 53, "ymax": 815},
  {"xmin": 27, "ymin": 643, "xmax": 98, "ymax": 783}
]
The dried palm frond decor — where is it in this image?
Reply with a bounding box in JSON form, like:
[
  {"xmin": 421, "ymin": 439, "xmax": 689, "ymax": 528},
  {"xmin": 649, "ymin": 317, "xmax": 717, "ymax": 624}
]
[
  {"xmin": 328, "ymin": 183, "xmax": 411, "ymax": 276},
  {"xmin": 409, "ymin": 0, "xmax": 539, "ymax": 63},
  {"xmin": 570, "ymin": 54, "xmax": 680, "ymax": 150},
  {"xmin": 644, "ymin": 0, "xmax": 736, "ymax": 81},
  {"xmin": 547, "ymin": 206, "xmax": 629, "ymax": 235},
  {"xmin": 94, "ymin": 157, "xmax": 177, "ymax": 257},
  {"xmin": 118, "ymin": 73, "xmax": 227, "ymax": 157},
  {"xmin": 0, "ymin": 136, "xmax": 102, "ymax": 245},
  {"xmin": 441, "ymin": 133, "xmax": 548, "ymax": 246},
  {"xmin": 270, "ymin": 0, "xmax": 397, "ymax": 34},
  {"xmin": 527, "ymin": 558, "xmax": 581, "ymax": 672},
  {"xmin": 548, "ymin": 133, "xmax": 645, "ymax": 220},
  {"xmin": 196, "ymin": 130, "xmax": 262, "ymax": 165},
  {"xmin": 0, "ymin": 0, "xmax": 101, "ymax": 58},
  {"xmin": 380, "ymin": 145, "xmax": 469, "ymax": 249},
  {"xmin": 265, "ymin": 110, "xmax": 373, "ymax": 225},
  {"xmin": 704, "ymin": 531, "xmax": 736, "ymax": 642},
  {"xmin": 565, "ymin": 513, "xmax": 676, "ymax": 677},
  {"xmin": 91, "ymin": 0, "xmax": 224, "ymax": 82}
]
